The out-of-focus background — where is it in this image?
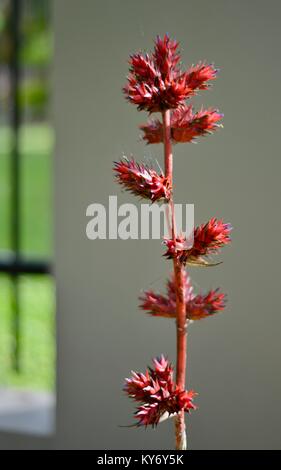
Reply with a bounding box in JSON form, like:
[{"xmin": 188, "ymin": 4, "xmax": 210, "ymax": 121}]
[
  {"xmin": 1, "ymin": 0, "xmax": 281, "ymax": 450},
  {"xmin": 0, "ymin": 0, "xmax": 54, "ymax": 391}
]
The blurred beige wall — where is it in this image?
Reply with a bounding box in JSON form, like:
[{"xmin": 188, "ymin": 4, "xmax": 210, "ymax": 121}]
[
  {"xmin": 54, "ymin": 0, "xmax": 281, "ymax": 450},
  {"xmin": 1, "ymin": 0, "xmax": 281, "ymax": 450}
]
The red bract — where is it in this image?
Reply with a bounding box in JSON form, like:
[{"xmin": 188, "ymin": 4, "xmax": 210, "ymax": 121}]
[
  {"xmin": 188, "ymin": 289, "xmax": 226, "ymax": 320},
  {"xmin": 185, "ymin": 62, "xmax": 218, "ymax": 90},
  {"xmin": 163, "ymin": 218, "xmax": 232, "ymax": 265},
  {"xmin": 140, "ymin": 274, "xmax": 226, "ymax": 321},
  {"xmin": 123, "ymin": 35, "xmax": 218, "ymax": 112},
  {"xmin": 140, "ymin": 105, "xmax": 223, "ymax": 144},
  {"xmin": 163, "ymin": 235, "xmax": 193, "ymax": 264},
  {"xmin": 191, "ymin": 218, "xmax": 232, "ymax": 259},
  {"xmin": 139, "ymin": 271, "xmax": 193, "ymax": 319},
  {"xmin": 140, "ymin": 119, "xmax": 164, "ymax": 144},
  {"xmin": 124, "ymin": 356, "xmax": 196, "ymax": 427},
  {"xmin": 113, "ymin": 158, "xmax": 171, "ymax": 202},
  {"xmin": 153, "ymin": 35, "xmax": 181, "ymax": 77}
]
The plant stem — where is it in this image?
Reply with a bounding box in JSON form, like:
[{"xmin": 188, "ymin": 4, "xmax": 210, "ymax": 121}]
[
  {"xmin": 162, "ymin": 110, "xmax": 173, "ymax": 181},
  {"xmin": 162, "ymin": 110, "xmax": 187, "ymax": 450},
  {"xmin": 173, "ymin": 260, "xmax": 187, "ymax": 450}
]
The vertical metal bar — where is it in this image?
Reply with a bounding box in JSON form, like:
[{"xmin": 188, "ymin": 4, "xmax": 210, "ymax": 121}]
[{"xmin": 9, "ymin": 0, "xmax": 21, "ymax": 372}]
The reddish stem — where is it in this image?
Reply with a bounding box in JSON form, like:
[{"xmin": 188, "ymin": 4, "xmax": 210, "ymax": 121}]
[
  {"xmin": 162, "ymin": 110, "xmax": 187, "ymax": 450},
  {"xmin": 162, "ymin": 109, "xmax": 173, "ymax": 180}
]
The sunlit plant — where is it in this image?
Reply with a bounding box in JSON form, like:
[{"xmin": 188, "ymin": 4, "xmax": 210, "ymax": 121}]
[{"xmin": 114, "ymin": 35, "xmax": 231, "ymax": 450}]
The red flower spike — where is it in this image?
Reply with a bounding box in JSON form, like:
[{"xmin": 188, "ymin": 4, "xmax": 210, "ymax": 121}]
[
  {"xmin": 140, "ymin": 105, "xmax": 223, "ymax": 144},
  {"xmin": 163, "ymin": 218, "xmax": 232, "ymax": 265},
  {"xmin": 124, "ymin": 35, "xmax": 218, "ymax": 112},
  {"xmin": 124, "ymin": 356, "xmax": 197, "ymax": 427},
  {"xmin": 113, "ymin": 158, "xmax": 171, "ymax": 202},
  {"xmin": 120, "ymin": 34, "xmax": 231, "ymax": 446},
  {"xmin": 140, "ymin": 274, "xmax": 226, "ymax": 321}
]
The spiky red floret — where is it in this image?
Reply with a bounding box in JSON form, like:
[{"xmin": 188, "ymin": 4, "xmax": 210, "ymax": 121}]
[
  {"xmin": 129, "ymin": 53, "xmax": 158, "ymax": 82},
  {"xmin": 187, "ymin": 289, "xmax": 226, "ymax": 320},
  {"xmin": 150, "ymin": 355, "xmax": 174, "ymax": 383},
  {"xmin": 124, "ymin": 35, "xmax": 218, "ymax": 112},
  {"xmin": 140, "ymin": 105, "xmax": 223, "ymax": 144},
  {"xmin": 140, "ymin": 273, "xmax": 226, "ymax": 321},
  {"xmin": 124, "ymin": 71, "xmax": 192, "ymax": 113},
  {"xmin": 185, "ymin": 62, "xmax": 217, "ymax": 91},
  {"xmin": 124, "ymin": 356, "xmax": 196, "ymax": 427},
  {"xmin": 190, "ymin": 218, "xmax": 232, "ymax": 260},
  {"xmin": 113, "ymin": 158, "xmax": 171, "ymax": 202},
  {"xmin": 163, "ymin": 219, "xmax": 232, "ymax": 265},
  {"xmin": 153, "ymin": 35, "xmax": 181, "ymax": 77},
  {"xmin": 124, "ymin": 370, "xmax": 154, "ymax": 403},
  {"xmin": 163, "ymin": 235, "xmax": 191, "ymax": 264},
  {"xmin": 136, "ymin": 389, "xmax": 197, "ymax": 427},
  {"xmin": 172, "ymin": 106, "xmax": 223, "ymax": 143},
  {"xmin": 140, "ymin": 119, "xmax": 164, "ymax": 144},
  {"xmin": 140, "ymin": 271, "xmax": 194, "ymax": 319}
]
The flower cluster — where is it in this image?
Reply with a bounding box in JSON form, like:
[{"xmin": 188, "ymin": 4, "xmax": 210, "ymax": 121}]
[
  {"xmin": 124, "ymin": 356, "xmax": 197, "ymax": 426},
  {"xmin": 140, "ymin": 272, "xmax": 226, "ymax": 321},
  {"xmin": 164, "ymin": 218, "xmax": 232, "ymax": 265},
  {"xmin": 123, "ymin": 35, "xmax": 217, "ymax": 112},
  {"xmin": 113, "ymin": 158, "xmax": 171, "ymax": 202},
  {"xmin": 140, "ymin": 105, "xmax": 223, "ymax": 144},
  {"xmin": 118, "ymin": 35, "xmax": 231, "ymax": 445}
]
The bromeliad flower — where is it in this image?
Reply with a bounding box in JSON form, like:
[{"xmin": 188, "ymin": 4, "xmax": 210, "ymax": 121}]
[
  {"xmin": 124, "ymin": 356, "xmax": 196, "ymax": 427},
  {"xmin": 163, "ymin": 218, "xmax": 232, "ymax": 265},
  {"xmin": 140, "ymin": 273, "xmax": 226, "ymax": 321},
  {"xmin": 140, "ymin": 105, "xmax": 223, "ymax": 144},
  {"xmin": 113, "ymin": 158, "xmax": 171, "ymax": 202},
  {"xmin": 123, "ymin": 35, "xmax": 217, "ymax": 112}
]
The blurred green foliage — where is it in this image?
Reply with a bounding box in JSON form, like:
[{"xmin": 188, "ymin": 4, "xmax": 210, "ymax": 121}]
[
  {"xmin": 0, "ymin": 1, "xmax": 54, "ymax": 391},
  {"xmin": 21, "ymin": 22, "xmax": 52, "ymax": 67},
  {"xmin": 0, "ymin": 2, "xmax": 52, "ymax": 66},
  {"xmin": 0, "ymin": 1, "xmax": 52, "ymax": 116},
  {"xmin": 0, "ymin": 125, "xmax": 54, "ymax": 390},
  {"xmin": 18, "ymin": 79, "xmax": 49, "ymax": 113},
  {"xmin": 0, "ymin": 124, "xmax": 53, "ymax": 256},
  {"xmin": 0, "ymin": 274, "xmax": 55, "ymax": 390}
]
